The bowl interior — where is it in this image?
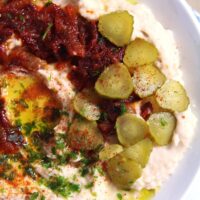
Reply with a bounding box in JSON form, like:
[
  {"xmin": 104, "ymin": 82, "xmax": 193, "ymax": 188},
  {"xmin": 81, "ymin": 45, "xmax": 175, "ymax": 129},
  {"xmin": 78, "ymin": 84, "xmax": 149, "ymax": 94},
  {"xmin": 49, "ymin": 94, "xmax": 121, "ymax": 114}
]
[{"xmin": 139, "ymin": 0, "xmax": 200, "ymax": 199}]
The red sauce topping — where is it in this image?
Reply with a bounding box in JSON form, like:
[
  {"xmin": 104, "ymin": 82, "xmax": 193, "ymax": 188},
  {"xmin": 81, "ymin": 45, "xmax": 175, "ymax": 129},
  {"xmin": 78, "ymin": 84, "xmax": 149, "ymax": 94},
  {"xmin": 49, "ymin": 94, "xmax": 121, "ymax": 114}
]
[
  {"xmin": 0, "ymin": 99, "xmax": 24, "ymax": 154},
  {"xmin": 141, "ymin": 102, "xmax": 153, "ymax": 120},
  {"xmin": 0, "ymin": 0, "xmax": 124, "ymax": 89},
  {"xmin": 0, "ymin": 1, "xmax": 126, "ymax": 151}
]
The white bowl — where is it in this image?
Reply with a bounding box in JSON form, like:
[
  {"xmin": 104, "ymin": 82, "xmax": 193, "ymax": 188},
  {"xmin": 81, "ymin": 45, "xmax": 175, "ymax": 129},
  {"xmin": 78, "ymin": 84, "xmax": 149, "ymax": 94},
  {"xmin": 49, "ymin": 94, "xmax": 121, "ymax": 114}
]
[{"xmin": 139, "ymin": 0, "xmax": 200, "ymax": 199}]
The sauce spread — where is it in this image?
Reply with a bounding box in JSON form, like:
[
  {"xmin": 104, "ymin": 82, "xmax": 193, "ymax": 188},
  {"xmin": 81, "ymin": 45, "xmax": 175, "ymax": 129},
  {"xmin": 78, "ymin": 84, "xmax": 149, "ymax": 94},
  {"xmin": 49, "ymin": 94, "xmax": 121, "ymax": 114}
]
[
  {"xmin": 0, "ymin": 99, "xmax": 24, "ymax": 154},
  {"xmin": 0, "ymin": 0, "xmax": 124, "ymax": 89},
  {"xmin": 0, "ymin": 0, "xmax": 127, "ymax": 154},
  {"xmin": 0, "ymin": 1, "xmax": 140, "ymax": 198}
]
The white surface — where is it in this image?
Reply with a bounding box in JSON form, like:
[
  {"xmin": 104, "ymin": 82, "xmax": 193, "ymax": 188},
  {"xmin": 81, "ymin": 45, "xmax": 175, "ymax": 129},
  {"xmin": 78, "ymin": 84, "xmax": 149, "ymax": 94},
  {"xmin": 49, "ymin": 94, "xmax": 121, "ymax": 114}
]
[
  {"xmin": 80, "ymin": 0, "xmax": 195, "ymax": 192},
  {"xmin": 187, "ymin": 0, "xmax": 200, "ymax": 12},
  {"xmin": 138, "ymin": 0, "xmax": 200, "ymax": 199}
]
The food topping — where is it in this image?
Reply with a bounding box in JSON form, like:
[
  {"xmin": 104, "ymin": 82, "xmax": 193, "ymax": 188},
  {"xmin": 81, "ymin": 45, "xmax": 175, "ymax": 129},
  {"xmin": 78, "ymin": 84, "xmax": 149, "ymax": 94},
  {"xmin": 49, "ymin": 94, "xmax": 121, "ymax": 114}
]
[
  {"xmin": 99, "ymin": 144, "xmax": 123, "ymax": 161},
  {"xmin": 0, "ymin": 0, "xmax": 191, "ymax": 198},
  {"xmin": 95, "ymin": 63, "xmax": 133, "ymax": 99},
  {"xmin": 132, "ymin": 64, "xmax": 166, "ymax": 98},
  {"xmin": 156, "ymin": 80, "xmax": 190, "ymax": 112},
  {"xmin": 123, "ymin": 38, "xmax": 159, "ymax": 72},
  {"xmin": 0, "ymin": 99, "xmax": 24, "ymax": 154},
  {"xmin": 106, "ymin": 153, "xmax": 142, "ymax": 189},
  {"xmin": 147, "ymin": 112, "xmax": 177, "ymax": 145},
  {"xmin": 116, "ymin": 113, "xmax": 149, "ymax": 147},
  {"xmin": 0, "ymin": 0, "xmax": 125, "ymax": 90},
  {"xmin": 68, "ymin": 117, "xmax": 104, "ymax": 150},
  {"xmin": 98, "ymin": 11, "xmax": 134, "ymax": 47},
  {"xmin": 73, "ymin": 88, "xmax": 101, "ymax": 121},
  {"xmin": 121, "ymin": 138, "xmax": 153, "ymax": 167}
]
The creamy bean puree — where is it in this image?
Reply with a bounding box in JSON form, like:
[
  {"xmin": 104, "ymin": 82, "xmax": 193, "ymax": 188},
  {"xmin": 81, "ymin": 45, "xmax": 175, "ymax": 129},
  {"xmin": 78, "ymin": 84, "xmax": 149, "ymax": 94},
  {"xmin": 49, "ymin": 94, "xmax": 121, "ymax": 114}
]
[{"xmin": 0, "ymin": 0, "xmax": 196, "ymax": 200}]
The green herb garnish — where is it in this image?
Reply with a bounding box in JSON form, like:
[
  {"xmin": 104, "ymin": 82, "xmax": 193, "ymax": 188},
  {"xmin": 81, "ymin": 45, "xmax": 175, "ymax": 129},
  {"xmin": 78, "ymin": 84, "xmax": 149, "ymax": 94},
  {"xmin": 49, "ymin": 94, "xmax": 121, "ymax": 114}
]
[
  {"xmin": 7, "ymin": 13, "xmax": 12, "ymax": 19},
  {"xmin": 18, "ymin": 99, "xmax": 29, "ymax": 108},
  {"xmin": 19, "ymin": 15, "xmax": 25, "ymax": 22},
  {"xmin": 100, "ymin": 112, "xmax": 108, "ymax": 121},
  {"xmin": 117, "ymin": 193, "xmax": 123, "ymax": 200},
  {"xmin": 80, "ymin": 167, "xmax": 89, "ymax": 177},
  {"xmin": 120, "ymin": 103, "xmax": 127, "ymax": 115},
  {"xmin": 160, "ymin": 118, "xmax": 168, "ymax": 126},
  {"xmin": 25, "ymin": 166, "xmax": 36, "ymax": 179},
  {"xmin": 46, "ymin": 176, "xmax": 80, "ymax": 198},
  {"xmin": 30, "ymin": 192, "xmax": 39, "ymax": 200},
  {"xmin": 42, "ymin": 23, "xmax": 53, "ymax": 40},
  {"xmin": 55, "ymin": 138, "xmax": 65, "ymax": 150},
  {"xmin": 40, "ymin": 196, "xmax": 46, "ymax": 200},
  {"xmin": 23, "ymin": 122, "xmax": 35, "ymax": 136},
  {"xmin": 59, "ymin": 110, "xmax": 69, "ymax": 116},
  {"xmin": 69, "ymin": 151, "xmax": 78, "ymax": 160},
  {"xmin": 45, "ymin": 0, "xmax": 53, "ymax": 7},
  {"xmin": 85, "ymin": 182, "xmax": 94, "ymax": 189}
]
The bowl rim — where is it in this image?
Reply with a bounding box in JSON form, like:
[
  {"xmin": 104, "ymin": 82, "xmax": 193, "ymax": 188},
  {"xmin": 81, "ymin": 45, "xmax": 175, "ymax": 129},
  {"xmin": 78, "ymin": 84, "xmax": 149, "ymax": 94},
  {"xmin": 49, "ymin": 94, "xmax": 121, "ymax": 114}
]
[
  {"xmin": 151, "ymin": 0, "xmax": 200, "ymax": 199},
  {"xmin": 179, "ymin": 0, "xmax": 200, "ymax": 199},
  {"xmin": 180, "ymin": 0, "xmax": 200, "ymax": 34}
]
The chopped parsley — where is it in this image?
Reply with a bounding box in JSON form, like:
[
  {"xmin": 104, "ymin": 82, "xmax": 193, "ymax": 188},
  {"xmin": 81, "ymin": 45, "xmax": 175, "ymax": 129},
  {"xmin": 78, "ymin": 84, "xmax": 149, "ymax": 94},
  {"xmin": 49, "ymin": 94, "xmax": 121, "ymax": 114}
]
[
  {"xmin": 59, "ymin": 110, "xmax": 69, "ymax": 116},
  {"xmin": 160, "ymin": 118, "xmax": 168, "ymax": 127},
  {"xmin": 24, "ymin": 166, "xmax": 36, "ymax": 179},
  {"xmin": 56, "ymin": 153, "xmax": 69, "ymax": 165},
  {"xmin": 91, "ymin": 70, "xmax": 101, "ymax": 77},
  {"xmin": 100, "ymin": 112, "xmax": 108, "ymax": 121},
  {"xmin": 27, "ymin": 149, "xmax": 43, "ymax": 163},
  {"xmin": 55, "ymin": 138, "xmax": 65, "ymax": 150},
  {"xmin": 30, "ymin": 192, "xmax": 39, "ymax": 200},
  {"xmin": 46, "ymin": 176, "xmax": 80, "ymax": 198},
  {"xmin": 95, "ymin": 166, "xmax": 104, "ymax": 176},
  {"xmin": 117, "ymin": 193, "xmax": 123, "ymax": 200},
  {"xmin": 0, "ymin": 155, "xmax": 8, "ymax": 164},
  {"xmin": 45, "ymin": 0, "xmax": 53, "ymax": 7},
  {"xmin": 0, "ymin": 188, "xmax": 5, "ymax": 194},
  {"xmin": 69, "ymin": 151, "xmax": 78, "ymax": 160},
  {"xmin": 19, "ymin": 15, "xmax": 25, "ymax": 22},
  {"xmin": 18, "ymin": 99, "xmax": 29, "ymax": 109},
  {"xmin": 23, "ymin": 122, "xmax": 36, "ymax": 136},
  {"xmin": 85, "ymin": 182, "xmax": 94, "ymax": 189},
  {"xmin": 48, "ymin": 73, "xmax": 52, "ymax": 81},
  {"xmin": 15, "ymin": 119, "xmax": 22, "ymax": 128},
  {"xmin": 7, "ymin": 13, "xmax": 12, "ymax": 19},
  {"xmin": 20, "ymin": 82, "xmax": 25, "ymax": 89},
  {"xmin": 40, "ymin": 196, "xmax": 45, "ymax": 200},
  {"xmin": 80, "ymin": 167, "xmax": 89, "ymax": 177},
  {"xmin": 40, "ymin": 196, "xmax": 46, "ymax": 200},
  {"xmin": 1, "ymin": 79, "xmax": 8, "ymax": 88},
  {"xmin": 120, "ymin": 103, "xmax": 127, "ymax": 115},
  {"xmin": 42, "ymin": 157, "xmax": 54, "ymax": 169},
  {"xmin": 51, "ymin": 147, "xmax": 57, "ymax": 155},
  {"xmin": 42, "ymin": 23, "xmax": 53, "ymax": 40},
  {"xmin": 0, "ymin": 171, "xmax": 16, "ymax": 181}
]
